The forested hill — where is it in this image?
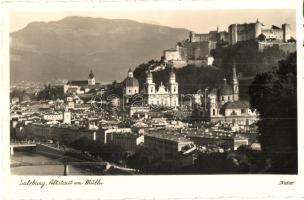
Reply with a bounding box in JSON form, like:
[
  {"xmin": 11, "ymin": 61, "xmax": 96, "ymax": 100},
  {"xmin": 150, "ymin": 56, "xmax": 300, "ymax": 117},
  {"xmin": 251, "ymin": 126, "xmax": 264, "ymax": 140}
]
[
  {"xmin": 133, "ymin": 63, "xmax": 253, "ymax": 100},
  {"xmin": 211, "ymin": 40, "xmax": 289, "ymax": 77},
  {"xmin": 133, "ymin": 41, "xmax": 292, "ymax": 100}
]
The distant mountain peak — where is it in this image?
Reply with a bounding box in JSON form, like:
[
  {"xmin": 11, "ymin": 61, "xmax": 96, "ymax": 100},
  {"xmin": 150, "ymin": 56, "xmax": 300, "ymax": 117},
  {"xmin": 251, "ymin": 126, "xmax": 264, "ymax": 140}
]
[{"xmin": 10, "ymin": 16, "xmax": 189, "ymax": 83}]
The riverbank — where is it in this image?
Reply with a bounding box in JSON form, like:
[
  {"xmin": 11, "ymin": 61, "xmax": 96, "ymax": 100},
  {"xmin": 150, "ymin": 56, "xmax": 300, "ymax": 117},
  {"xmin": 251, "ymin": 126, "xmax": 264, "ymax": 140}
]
[{"xmin": 11, "ymin": 144, "xmax": 140, "ymax": 175}]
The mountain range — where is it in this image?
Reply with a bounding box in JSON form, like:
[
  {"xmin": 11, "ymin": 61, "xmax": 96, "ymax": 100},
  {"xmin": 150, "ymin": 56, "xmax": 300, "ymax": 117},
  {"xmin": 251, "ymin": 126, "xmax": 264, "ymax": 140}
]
[{"xmin": 10, "ymin": 16, "xmax": 189, "ymax": 83}]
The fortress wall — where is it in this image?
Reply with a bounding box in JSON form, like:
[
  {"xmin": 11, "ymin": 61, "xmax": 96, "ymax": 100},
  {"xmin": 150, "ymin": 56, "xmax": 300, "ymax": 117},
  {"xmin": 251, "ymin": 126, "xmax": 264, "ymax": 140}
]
[
  {"xmin": 258, "ymin": 42, "xmax": 296, "ymax": 53},
  {"xmin": 236, "ymin": 24, "xmax": 256, "ymax": 42},
  {"xmin": 262, "ymin": 29, "xmax": 284, "ymax": 41},
  {"xmin": 184, "ymin": 41, "xmax": 215, "ymax": 60}
]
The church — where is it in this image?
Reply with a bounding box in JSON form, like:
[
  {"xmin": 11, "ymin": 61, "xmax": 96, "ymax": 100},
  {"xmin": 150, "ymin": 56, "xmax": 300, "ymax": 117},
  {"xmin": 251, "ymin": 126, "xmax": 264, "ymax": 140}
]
[
  {"xmin": 123, "ymin": 68, "xmax": 179, "ymax": 108},
  {"xmin": 63, "ymin": 70, "xmax": 97, "ymax": 94},
  {"xmin": 207, "ymin": 65, "xmax": 258, "ymax": 125},
  {"xmin": 144, "ymin": 69, "xmax": 179, "ymax": 107}
]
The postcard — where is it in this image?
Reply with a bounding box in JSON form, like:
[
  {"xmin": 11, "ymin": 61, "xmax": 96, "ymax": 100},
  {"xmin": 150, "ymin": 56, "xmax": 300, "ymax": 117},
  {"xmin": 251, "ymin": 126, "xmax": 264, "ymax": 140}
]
[{"xmin": 0, "ymin": 0, "xmax": 303, "ymax": 199}]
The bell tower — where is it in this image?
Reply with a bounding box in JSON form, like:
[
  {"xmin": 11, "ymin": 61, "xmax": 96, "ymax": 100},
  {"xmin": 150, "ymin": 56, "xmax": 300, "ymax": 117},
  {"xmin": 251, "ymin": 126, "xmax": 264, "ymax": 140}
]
[
  {"xmin": 168, "ymin": 68, "xmax": 178, "ymax": 95},
  {"xmin": 88, "ymin": 70, "xmax": 95, "ymax": 86},
  {"xmin": 146, "ymin": 70, "xmax": 155, "ymax": 94}
]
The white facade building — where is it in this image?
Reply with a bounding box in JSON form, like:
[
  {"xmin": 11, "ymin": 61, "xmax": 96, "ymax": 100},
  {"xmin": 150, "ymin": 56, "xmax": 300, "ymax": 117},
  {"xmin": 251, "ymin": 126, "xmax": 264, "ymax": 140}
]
[{"xmin": 144, "ymin": 69, "xmax": 179, "ymax": 107}]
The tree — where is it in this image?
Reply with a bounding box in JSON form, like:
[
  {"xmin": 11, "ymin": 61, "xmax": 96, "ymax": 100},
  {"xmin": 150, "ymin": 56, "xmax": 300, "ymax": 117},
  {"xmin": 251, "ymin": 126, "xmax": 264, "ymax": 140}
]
[
  {"xmin": 249, "ymin": 52, "xmax": 297, "ymax": 173},
  {"xmin": 287, "ymin": 37, "xmax": 296, "ymax": 43},
  {"xmin": 36, "ymin": 84, "xmax": 64, "ymax": 100},
  {"xmin": 100, "ymin": 144, "xmax": 126, "ymax": 163},
  {"xmin": 70, "ymin": 137, "xmax": 90, "ymax": 154},
  {"xmin": 126, "ymin": 147, "xmax": 162, "ymax": 172},
  {"xmin": 194, "ymin": 152, "xmax": 244, "ymax": 174}
]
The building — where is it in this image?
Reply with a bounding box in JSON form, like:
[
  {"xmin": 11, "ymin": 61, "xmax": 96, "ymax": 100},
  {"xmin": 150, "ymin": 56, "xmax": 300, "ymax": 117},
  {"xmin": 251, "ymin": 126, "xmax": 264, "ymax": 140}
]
[
  {"xmin": 111, "ymin": 133, "xmax": 144, "ymax": 153},
  {"xmin": 228, "ymin": 19, "xmax": 291, "ymax": 45},
  {"xmin": 124, "ymin": 69, "xmax": 139, "ymax": 96},
  {"xmin": 163, "ymin": 44, "xmax": 184, "ymax": 63},
  {"xmin": 99, "ymin": 128, "xmax": 132, "ymax": 144},
  {"xmin": 189, "ymin": 27, "xmax": 229, "ymax": 43},
  {"xmin": 16, "ymin": 123, "xmax": 97, "ymax": 144},
  {"xmin": 144, "ymin": 68, "xmax": 179, "ymax": 107},
  {"xmin": 207, "ymin": 64, "xmax": 258, "ymax": 125},
  {"xmin": 88, "ymin": 70, "xmax": 95, "ymax": 86},
  {"xmin": 63, "ymin": 108, "xmax": 71, "ymax": 124},
  {"xmin": 144, "ymin": 132, "xmax": 194, "ymax": 157},
  {"xmin": 129, "ymin": 106, "xmax": 150, "ymax": 117},
  {"xmin": 63, "ymin": 70, "xmax": 97, "ymax": 94},
  {"xmin": 43, "ymin": 113, "xmax": 63, "ymax": 121},
  {"xmin": 163, "ymin": 29, "xmax": 223, "ymax": 67},
  {"xmin": 11, "ymin": 97, "xmax": 20, "ymax": 104}
]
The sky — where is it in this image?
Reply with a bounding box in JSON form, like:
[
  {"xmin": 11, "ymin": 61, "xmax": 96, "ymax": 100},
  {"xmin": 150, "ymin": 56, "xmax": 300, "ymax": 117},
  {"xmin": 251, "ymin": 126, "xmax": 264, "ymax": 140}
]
[{"xmin": 10, "ymin": 10, "xmax": 296, "ymax": 37}]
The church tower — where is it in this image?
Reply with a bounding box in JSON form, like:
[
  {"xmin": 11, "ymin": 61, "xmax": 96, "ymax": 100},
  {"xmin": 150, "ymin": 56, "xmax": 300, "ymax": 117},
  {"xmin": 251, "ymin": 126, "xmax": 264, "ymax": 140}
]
[
  {"xmin": 232, "ymin": 63, "xmax": 239, "ymax": 101},
  {"xmin": 88, "ymin": 70, "xmax": 95, "ymax": 86},
  {"xmin": 128, "ymin": 68, "xmax": 134, "ymax": 78},
  {"xmin": 63, "ymin": 107, "xmax": 71, "ymax": 124},
  {"xmin": 145, "ymin": 69, "xmax": 156, "ymax": 105},
  {"xmin": 146, "ymin": 70, "xmax": 155, "ymax": 94},
  {"xmin": 168, "ymin": 68, "xmax": 178, "ymax": 95},
  {"xmin": 168, "ymin": 68, "xmax": 179, "ymax": 107},
  {"xmin": 208, "ymin": 93, "xmax": 218, "ymax": 117}
]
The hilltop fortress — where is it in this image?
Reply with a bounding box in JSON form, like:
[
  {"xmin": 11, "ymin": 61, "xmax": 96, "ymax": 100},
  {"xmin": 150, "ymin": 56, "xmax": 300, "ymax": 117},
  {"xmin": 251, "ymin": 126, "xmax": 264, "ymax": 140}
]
[
  {"xmin": 163, "ymin": 20, "xmax": 295, "ymax": 68},
  {"xmin": 228, "ymin": 19, "xmax": 291, "ymax": 45}
]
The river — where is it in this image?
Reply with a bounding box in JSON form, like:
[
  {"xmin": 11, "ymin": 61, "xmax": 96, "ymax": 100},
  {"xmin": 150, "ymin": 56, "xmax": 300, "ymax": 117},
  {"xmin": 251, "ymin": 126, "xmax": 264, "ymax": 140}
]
[{"xmin": 11, "ymin": 151, "xmax": 101, "ymax": 176}]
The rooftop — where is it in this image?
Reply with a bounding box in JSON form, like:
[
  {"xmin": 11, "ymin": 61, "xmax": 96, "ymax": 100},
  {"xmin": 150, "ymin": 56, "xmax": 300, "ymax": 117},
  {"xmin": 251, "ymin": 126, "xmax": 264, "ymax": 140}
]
[{"xmin": 145, "ymin": 131, "xmax": 192, "ymax": 143}]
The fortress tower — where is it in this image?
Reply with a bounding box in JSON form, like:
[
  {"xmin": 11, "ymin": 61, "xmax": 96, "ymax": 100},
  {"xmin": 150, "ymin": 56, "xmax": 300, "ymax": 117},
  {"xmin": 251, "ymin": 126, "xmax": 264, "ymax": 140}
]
[
  {"xmin": 189, "ymin": 31, "xmax": 195, "ymax": 42},
  {"xmin": 254, "ymin": 19, "xmax": 263, "ymax": 38},
  {"xmin": 282, "ymin": 23, "xmax": 291, "ymax": 42},
  {"xmin": 228, "ymin": 24, "xmax": 238, "ymax": 45}
]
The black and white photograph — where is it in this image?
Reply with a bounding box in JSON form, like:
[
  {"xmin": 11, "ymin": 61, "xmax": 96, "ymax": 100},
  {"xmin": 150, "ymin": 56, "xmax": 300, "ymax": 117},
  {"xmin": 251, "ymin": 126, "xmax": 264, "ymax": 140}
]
[{"xmin": 0, "ymin": 0, "xmax": 303, "ymax": 199}]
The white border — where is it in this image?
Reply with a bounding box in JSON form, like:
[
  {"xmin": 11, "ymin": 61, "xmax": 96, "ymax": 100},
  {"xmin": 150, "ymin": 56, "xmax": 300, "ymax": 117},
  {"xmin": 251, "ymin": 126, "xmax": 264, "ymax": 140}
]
[{"xmin": 1, "ymin": 0, "xmax": 303, "ymax": 199}]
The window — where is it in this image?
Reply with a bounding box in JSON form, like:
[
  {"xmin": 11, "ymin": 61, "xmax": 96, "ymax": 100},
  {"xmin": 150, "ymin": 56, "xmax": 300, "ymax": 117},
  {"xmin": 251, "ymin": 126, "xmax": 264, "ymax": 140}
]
[
  {"xmin": 151, "ymin": 88, "xmax": 153, "ymax": 93},
  {"xmin": 135, "ymin": 89, "xmax": 137, "ymax": 93},
  {"xmin": 222, "ymin": 96, "xmax": 224, "ymax": 101},
  {"xmin": 213, "ymin": 109, "xmax": 216, "ymax": 116},
  {"xmin": 228, "ymin": 96, "xmax": 230, "ymax": 101},
  {"xmin": 241, "ymin": 109, "xmax": 245, "ymax": 114},
  {"xmin": 174, "ymin": 87, "xmax": 176, "ymax": 92},
  {"xmin": 128, "ymin": 89, "xmax": 131, "ymax": 94}
]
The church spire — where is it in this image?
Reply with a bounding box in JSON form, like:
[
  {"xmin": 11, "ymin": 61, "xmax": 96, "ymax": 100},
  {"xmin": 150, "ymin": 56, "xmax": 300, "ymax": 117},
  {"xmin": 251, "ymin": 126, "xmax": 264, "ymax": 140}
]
[
  {"xmin": 89, "ymin": 69, "xmax": 94, "ymax": 79},
  {"xmin": 232, "ymin": 61, "xmax": 239, "ymax": 101},
  {"xmin": 232, "ymin": 61, "xmax": 238, "ymax": 84}
]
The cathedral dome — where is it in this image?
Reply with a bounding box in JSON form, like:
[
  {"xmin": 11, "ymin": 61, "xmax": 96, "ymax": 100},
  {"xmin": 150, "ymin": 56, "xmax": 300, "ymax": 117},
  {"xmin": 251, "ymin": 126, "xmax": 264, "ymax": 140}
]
[{"xmin": 125, "ymin": 77, "xmax": 139, "ymax": 87}]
